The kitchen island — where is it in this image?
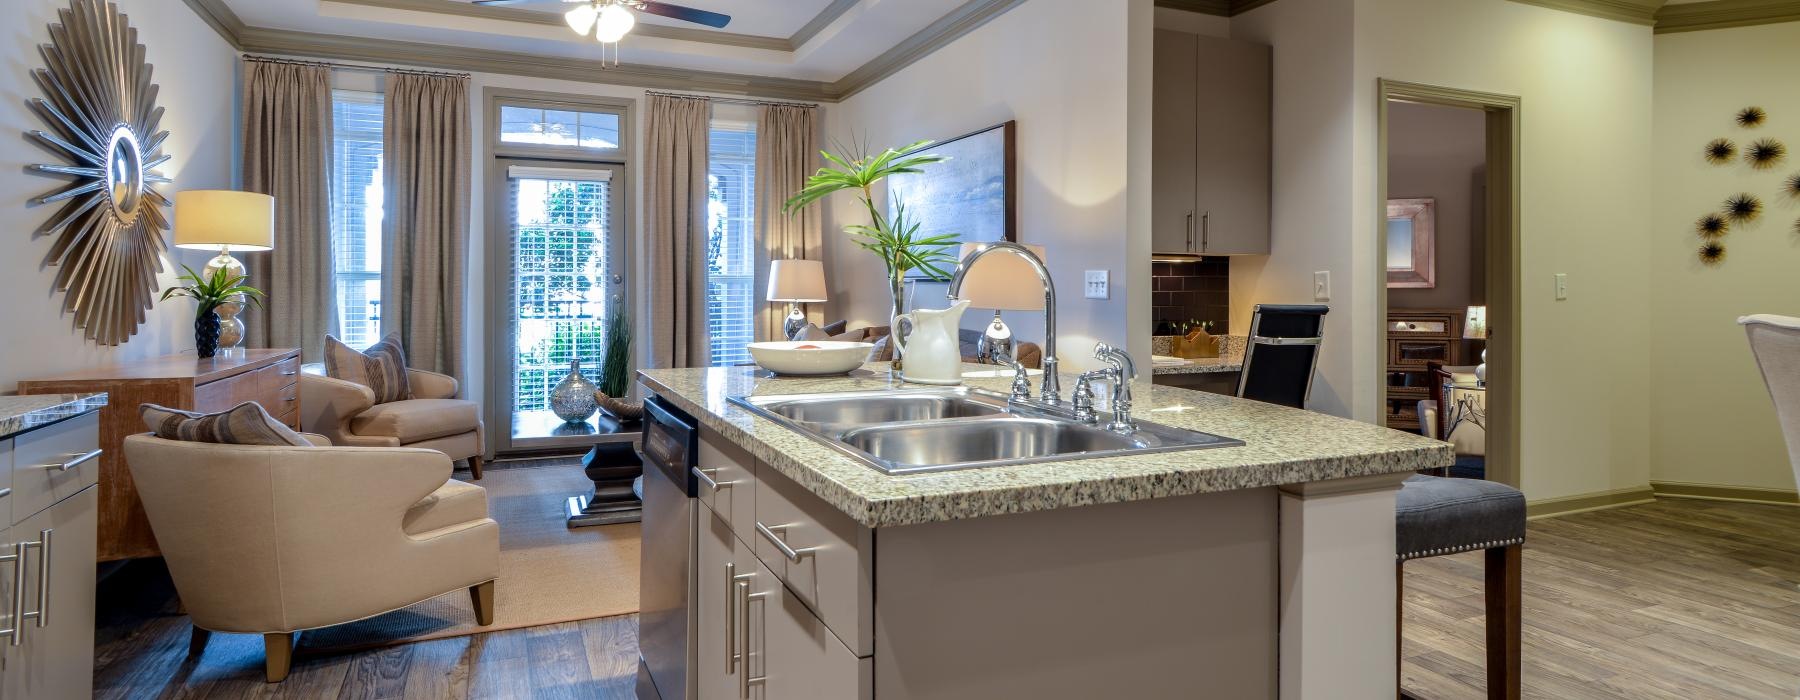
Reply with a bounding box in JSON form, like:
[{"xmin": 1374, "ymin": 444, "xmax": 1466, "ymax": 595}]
[{"xmin": 637, "ymin": 363, "xmax": 1450, "ymax": 700}]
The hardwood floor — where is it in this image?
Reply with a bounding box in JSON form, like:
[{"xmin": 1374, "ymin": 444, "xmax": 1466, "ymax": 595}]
[
  {"xmin": 1403, "ymin": 498, "xmax": 1800, "ymax": 699},
  {"xmin": 95, "ymin": 499, "xmax": 1798, "ymax": 698}
]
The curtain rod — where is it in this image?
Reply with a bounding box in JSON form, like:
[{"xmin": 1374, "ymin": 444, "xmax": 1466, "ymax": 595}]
[
  {"xmin": 644, "ymin": 90, "xmax": 817, "ymax": 109},
  {"xmin": 242, "ymin": 54, "xmax": 470, "ymax": 79}
]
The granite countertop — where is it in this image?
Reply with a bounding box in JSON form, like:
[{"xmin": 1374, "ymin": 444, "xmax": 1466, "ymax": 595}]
[
  {"xmin": 0, "ymin": 393, "xmax": 108, "ymax": 440},
  {"xmin": 638, "ymin": 365, "xmax": 1450, "ymax": 528},
  {"xmin": 1152, "ymin": 357, "xmax": 1243, "ymax": 375}
]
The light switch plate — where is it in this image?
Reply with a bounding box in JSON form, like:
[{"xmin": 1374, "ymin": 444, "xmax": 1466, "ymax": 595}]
[
  {"xmin": 1084, "ymin": 270, "xmax": 1110, "ymax": 299},
  {"xmin": 1313, "ymin": 271, "xmax": 1331, "ymax": 302},
  {"xmin": 1554, "ymin": 273, "xmax": 1568, "ymax": 300}
]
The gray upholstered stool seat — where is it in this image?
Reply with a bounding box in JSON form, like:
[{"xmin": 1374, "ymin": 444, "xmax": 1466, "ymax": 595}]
[
  {"xmin": 1395, "ymin": 474, "xmax": 1526, "ymax": 700},
  {"xmin": 1396, "ymin": 474, "xmax": 1526, "ymax": 561}
]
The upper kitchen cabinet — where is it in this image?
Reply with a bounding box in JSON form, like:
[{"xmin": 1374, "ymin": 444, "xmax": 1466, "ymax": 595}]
[{"xmin": 1153, "ymin": 30, "xmax": 1271, "ymax": 256}]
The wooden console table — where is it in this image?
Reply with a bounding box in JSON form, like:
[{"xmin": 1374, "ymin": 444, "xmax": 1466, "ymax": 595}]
[{"xmin": 17, "ymin": 349, "xmax": 302, "ymax": 561}]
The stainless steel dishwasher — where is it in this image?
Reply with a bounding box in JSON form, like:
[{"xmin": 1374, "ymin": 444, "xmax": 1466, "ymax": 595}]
[{"xmin": 636, "ymin": 395, "xmax": 699, "ymax": 700}]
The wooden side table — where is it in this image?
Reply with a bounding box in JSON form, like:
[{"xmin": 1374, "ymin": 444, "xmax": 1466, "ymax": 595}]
[{"xmin": 17, "ymin": 349, "xmax": 302, "ymax": 561}]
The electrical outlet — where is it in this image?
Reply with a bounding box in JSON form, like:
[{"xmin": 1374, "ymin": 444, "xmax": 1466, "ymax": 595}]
[
  {"xmin": 1313, "ymin": 271, "xmax": 1331, "ymax": 301},
  {"xmin": 1554, "ymin": 273, "xmax": 1568, "ymax": 300},
  {"xmin": 1084, "ymin": 270, "xmax": 1110, "ymax": 299}
]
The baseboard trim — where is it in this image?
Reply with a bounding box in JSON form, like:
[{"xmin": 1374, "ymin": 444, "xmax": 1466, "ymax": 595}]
[
  {"xmin": 1649, "ymin": 480, "xmax": 1800, "ymax": 506},
  {"xmin": 1526, "ymin": 486, "xmax": 1656, "ymax": 520}
]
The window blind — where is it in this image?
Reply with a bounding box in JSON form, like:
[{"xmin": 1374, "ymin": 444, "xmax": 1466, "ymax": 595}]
[
  {"xmin": 707, "ymin": 119, "xmax": 758, "ymax": 366},
  {"xmin": 506, "ymin": 172, "xmax": 614, "ymax": 413},
  {"xmin": 329, "ymin": 90, "xmax": 385, "ymax": 348}
]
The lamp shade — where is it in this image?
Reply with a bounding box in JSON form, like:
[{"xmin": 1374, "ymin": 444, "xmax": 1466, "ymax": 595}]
[
  {"xmin": 173, "ymin": 190, "xmax": 275, "ymax": 252},
  {"xmin": 767, "ymin": 259, "xmax": 827, "ymax": 302},
  {"xmin": 956, "ymin": 242, "xmax": 1047, "ymax": 311},
  {"xmin": 1463, "ymin": 305, "xmax": 1488, "ymax": 340}
]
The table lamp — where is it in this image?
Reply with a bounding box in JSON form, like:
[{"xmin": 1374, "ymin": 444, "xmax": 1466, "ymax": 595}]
[
  {"xmin": 767, "ymin": 259, "xmax": 828, "ymax": 339},
  {"xmin": 174, "ymin": 190, "xmax": 275, "ymax": 352},
  {"xmin": 1463, "ymin": 305, "xmax": 1488, "ymax": 386},
  {"xmin": 957, "ymin": 242, "xmax": 1047, "ymax": 363}
]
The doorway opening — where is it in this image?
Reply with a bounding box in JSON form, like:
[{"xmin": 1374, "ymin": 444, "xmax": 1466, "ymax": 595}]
[{"xmin": 1378, "ymin": 80, "xmax": 1520, "ymax": 488}]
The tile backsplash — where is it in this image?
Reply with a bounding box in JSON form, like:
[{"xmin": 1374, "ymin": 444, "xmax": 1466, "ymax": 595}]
[{"xmin": 1152, "ymin": 257, "xmax": 1231, "ymax": 335}]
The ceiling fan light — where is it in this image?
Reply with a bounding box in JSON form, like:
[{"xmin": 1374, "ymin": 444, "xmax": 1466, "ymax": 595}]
[
  {"xmin": 594, "ymin": 4, "xmax": 635, "ymax": 43},
  {"xmin": 564, "ymin": 3, "xmax": 598, "ymax": 35}
]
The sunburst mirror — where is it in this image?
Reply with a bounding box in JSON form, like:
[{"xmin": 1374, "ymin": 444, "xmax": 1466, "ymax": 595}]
[{"xmin": 27, "ymin": 0, "xmax": 171, "ymax": 346}]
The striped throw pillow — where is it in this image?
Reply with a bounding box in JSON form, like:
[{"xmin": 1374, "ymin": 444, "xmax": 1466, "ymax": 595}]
[
  {"xmin": 140, "ymin": 402, "xmax": 310, "ymax": 447},
  {"xmin": 324, "ymin": 332, "xmax": 412, "ymax": 404}
]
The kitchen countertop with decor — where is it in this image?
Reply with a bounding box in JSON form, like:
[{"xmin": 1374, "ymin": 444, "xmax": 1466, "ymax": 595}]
[
  {"xmin": 0, "ymin": 393, "xmax": 109, "ymax": 439},
  {"xmin": 1151, "ymin": 334, "xmax": 1245, "ymax": 375},
  {"xmin": 638, "ymin": 364, "xmax": 1449, "ymax": 528}
]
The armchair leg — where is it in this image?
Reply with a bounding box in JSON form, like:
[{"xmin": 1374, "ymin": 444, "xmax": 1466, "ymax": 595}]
[
  {"xmin": 188, "ymin": 626, "xmax": 212, "ymax": 657},
  {"xmin": 470, "ymin": 580, "xmax": 496, "ymax": 626},
  {"xmin": 1485, "ymin": 545, "xmax": 1523, "ymax": 700},
  {"xmin": 263, "ymin": 632, "xmax": 296, "ymax": 683},
  {"xmin": 468, "ymin": 455, "xmax": 484, "ymax": 480}
]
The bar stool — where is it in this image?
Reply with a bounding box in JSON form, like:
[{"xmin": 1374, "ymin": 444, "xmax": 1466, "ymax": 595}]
[{"xmin": 1396, "ymin": 474, "xmax": 1525, "ymax": 700}]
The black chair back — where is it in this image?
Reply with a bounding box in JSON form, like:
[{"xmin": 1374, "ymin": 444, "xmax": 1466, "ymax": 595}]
[{"xmin": 1236, "ymin": 304, "xmax": 1329, "ymax": 409}]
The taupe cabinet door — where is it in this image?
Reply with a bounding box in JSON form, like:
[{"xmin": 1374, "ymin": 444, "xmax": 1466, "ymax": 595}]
[
  {"xmin": 1153, "ymin": 31, "xmax": 1272, "ymax": 255},
  {"xmin": 3, "ymin": 486, "xmax": 97, "ymax": 700},
  {"xmin": 696, "ymin": 508, "xmax": 750, "ymax": 700}
]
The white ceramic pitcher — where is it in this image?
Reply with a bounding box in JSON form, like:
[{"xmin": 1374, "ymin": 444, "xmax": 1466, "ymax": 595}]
[{"xmin": 892, "ymin": 299, "xmax": 971, "ymax": 385}]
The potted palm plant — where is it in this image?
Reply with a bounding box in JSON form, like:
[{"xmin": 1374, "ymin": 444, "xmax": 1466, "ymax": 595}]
[
  {"xmin": 160, "ymin": 265, "xmax": 264, "ymax": 358},
  {"xmin": 783, "ymin": 142, "xmax": 961, "ymax": 368}
]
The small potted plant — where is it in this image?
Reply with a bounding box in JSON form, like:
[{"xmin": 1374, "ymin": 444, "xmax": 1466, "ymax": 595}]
[
  {"xmin": 160, "ymin": 265, "xmax": 264, "ymax": 358},
  {"xmin": 594, "ymin": 296, "xmax": 641, "ymax": 422}
]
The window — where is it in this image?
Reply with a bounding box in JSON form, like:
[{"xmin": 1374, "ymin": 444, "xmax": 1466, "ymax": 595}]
[
  {"xmin": 506, "ymin": 168, "xmax": 616, "ymax": 413},
  {"xmin": 499, "ymin": 105, "xmax": 620, "ymax": 150},
  {"xmin": 707, "ymin": 118, "xmax": 757, "ymax": 366},
  {"xmin": 329, "ymin": 90, "xmax": 385, "ymax": 348}
]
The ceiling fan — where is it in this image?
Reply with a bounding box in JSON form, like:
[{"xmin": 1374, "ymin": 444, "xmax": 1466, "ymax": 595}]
[{"xmin": 472, "ymin": 0, "xmax": 732, "ymax": 44}]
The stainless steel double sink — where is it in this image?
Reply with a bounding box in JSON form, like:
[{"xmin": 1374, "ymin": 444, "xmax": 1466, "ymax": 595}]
[{"xmin": 729, "ymin": 387, "xmax": 1243, "ymax": 475}]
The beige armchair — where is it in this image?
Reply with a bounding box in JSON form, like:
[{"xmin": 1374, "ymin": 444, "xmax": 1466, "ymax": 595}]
[
  {"xmin": 124, "ymin": 434, "xmax": 500, "ymax": 682},
  {"xmin": 299, "ymin": 363, "xmax": 486, "ymax": 479}
]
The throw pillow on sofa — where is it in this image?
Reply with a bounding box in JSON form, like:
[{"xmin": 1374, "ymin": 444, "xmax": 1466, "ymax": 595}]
[
  {"xmin": 325, "ymin": 332, "xmax": 412, "ymax": 403},
  {"xmin": 140, "ymin": 401, "xmax": 311, "ymax": 447}
]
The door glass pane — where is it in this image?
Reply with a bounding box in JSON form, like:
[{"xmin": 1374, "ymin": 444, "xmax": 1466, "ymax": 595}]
[{"xmin": 509, "ymin": 175, "xmax": 613, "ymax": 416}]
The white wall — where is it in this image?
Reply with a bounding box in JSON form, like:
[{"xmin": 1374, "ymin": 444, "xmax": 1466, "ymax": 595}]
[
  {"xmin": 820, "ymin": 0, "xmax": 1152, "ymax": 373},
  {"xmin": 0, "ymin": 0, "xmax": 237, "ymax": 391},
  {"xmin": 1650, "ymin": 22, "xmax": 1800, "ymax": 493},
  {"xmin": 1350, "ymin": 0, "xmax": 1656, "ymax": 501}
]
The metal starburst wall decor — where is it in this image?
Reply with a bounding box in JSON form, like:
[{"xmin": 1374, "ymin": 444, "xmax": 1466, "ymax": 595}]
[{"xmin": 26, "ymin": 0, "xmax": 172, "ymax": 346}]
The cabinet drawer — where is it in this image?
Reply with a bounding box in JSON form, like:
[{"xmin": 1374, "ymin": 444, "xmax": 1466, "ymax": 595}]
[
  {"xmin": 752, "ymin": 465, "xmax": 873, "ymax": 657},
  {"xmin": 697, "ymin": 430, "xmax": 756, "ymax": 541},
  {"xmin": 8, "ymin": 412, "xmax": 99, "ymax": 525},
  {"xmin": 747, "ymin": 547, "xmax": 872, "ymax": 700}
]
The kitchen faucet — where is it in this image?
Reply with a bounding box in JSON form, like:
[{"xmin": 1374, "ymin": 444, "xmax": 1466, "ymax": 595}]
[
  {"xmin": 947, "ymin": 242, "xmax": 1062, "ymax": 404},
  {"xmin": 1093, "ymin": 343, "xmax": 1138, "ymax": 432}
]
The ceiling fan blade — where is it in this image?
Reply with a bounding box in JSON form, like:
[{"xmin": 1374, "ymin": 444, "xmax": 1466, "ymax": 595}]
[
  {"xmin": 637, "ymin": 1, "xmax": 732, "ymax": 28},
  {"xmin": 471, "ymin": 0, "xmax": 563, "ymax": 6}
]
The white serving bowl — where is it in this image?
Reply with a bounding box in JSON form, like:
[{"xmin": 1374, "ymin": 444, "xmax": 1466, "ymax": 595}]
[{"xmin": 747, "ymin": 341, "xmax": 875, "ymax": 376}]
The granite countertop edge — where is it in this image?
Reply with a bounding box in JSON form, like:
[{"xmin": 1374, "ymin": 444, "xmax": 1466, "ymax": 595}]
[
  {"xmin": 1151, "ymin": 358, "xmax": 1243, "ymax": 375},
  {"xmin": 638, "ymin": 367, "xmax": 1451, "ymax": 529},
  {"xmin": 0, "ymin": 393, "xmax": 110, "ymax": 440}
]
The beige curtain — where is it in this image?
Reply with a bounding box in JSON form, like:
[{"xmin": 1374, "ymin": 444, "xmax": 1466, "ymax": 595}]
[
  {"xmin": 645, "ymin": 94, "xmax": 712, "ymax": 368},
  {"xmin": 241, "ymin": 60, "xmax": 336, "ymax": 361},
  {"xmin": 753, "ymin": 104, "xmax": 822, "ymax": 342},
  {"xmin": 381, "ymin": 73, "xmax": 471, "ymax": 381}
]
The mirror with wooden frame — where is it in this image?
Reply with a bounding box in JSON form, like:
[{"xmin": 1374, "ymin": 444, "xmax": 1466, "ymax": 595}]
[{"xmin": 1386, "ymin": 198, "xmax": 1436, "ymax": 289}]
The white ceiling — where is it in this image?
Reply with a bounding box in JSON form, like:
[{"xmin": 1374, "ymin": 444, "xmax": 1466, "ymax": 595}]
[{"xmin": 222, "ymin": 0, "xmax": 973, "ymax": 82}]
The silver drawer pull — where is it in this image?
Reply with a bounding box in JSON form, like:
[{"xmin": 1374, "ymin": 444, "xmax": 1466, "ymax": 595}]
[
  {"xmin": 0, "ymin": 488, "xmax": 11, "ymax": 499},
  {"xmin": 31, "ymin": 529, "xmax": 50, "ymax": 629},
  {"xmin": 281, "ymin": 370, "xmax": 299, "ymax": 376},
  {"xmin": 42, "ymin": 448, "xmax": 102, "ymax": 472},
  {"xmin": 5, "ymin": 531, "xmax": 48, "ymax": 647},
  {"xmin": 755, "ymin": 521, "xmax": 817, "ymax": 562},
  {"xmin": 692, "ymin": 467, "xmax": 733, "ymax": 492},
  {"xmin": 0, "ymin": 542, "xmax": 20, "ymax": 644},
  {"xmin": 739, "ymin": 578, "xmax": 768, "ymax": 698}
]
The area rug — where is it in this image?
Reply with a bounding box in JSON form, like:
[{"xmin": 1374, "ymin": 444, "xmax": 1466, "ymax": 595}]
[{"xmin": 296, "ymin": 463, "xmax": 640, "ymax": 651}]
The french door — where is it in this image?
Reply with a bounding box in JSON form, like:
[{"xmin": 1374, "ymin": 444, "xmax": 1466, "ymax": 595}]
[{"xmin": 489, "ymin": 160, "xmax": 628, "ymax": 452}]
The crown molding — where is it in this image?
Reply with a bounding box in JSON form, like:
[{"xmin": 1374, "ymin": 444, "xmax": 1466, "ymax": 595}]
[
  {"xmin": 181, "ymin": 0, "xmax": 248, "ymax": 47},
  {"xmin": 830, "ymin": 0, "xmax": 1023, "ymax": 100},
  {"xmin": 325, "ymin": 0, "xmax": 793, "ymax": 51},
  {"xmin": 792, "ymin": 0, "xmax": 862, "ymax": 47},
  {"xmin": 1653, "ymin": 0, "xmax": 1800, "ymax": 33},
  {"xmin": 1503, "ymin": 0, "xmax": 1659, "ymax": 25}
]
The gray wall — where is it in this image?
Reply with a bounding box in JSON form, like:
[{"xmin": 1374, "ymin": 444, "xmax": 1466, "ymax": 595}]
[{"xmin": 1386, "ymin": 101, "xmax": 1486, "ymax": 311}]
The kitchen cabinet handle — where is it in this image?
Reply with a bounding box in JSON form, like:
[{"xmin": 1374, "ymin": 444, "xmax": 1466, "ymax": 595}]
[
  {"xmin": 693, "ymin": 467, "xmax": 732, "ymax": 492},
  {"xmin": 1185, "ymin": 211, "xmax": 1195, "ymax": 251},
  {"xmin": 754, "ymin": 522, "xmax": 815, "ymax": 562},
  {"xmin": 0, "ymin": 488, "xmax": 11, "ymax": 500},
  {"xmin": 739, "ymin": 579, "xmax": 768, "ymax": 698},
  {"xmin": 725, "ymin": 562, "xmax": 738, "ymax": 672},
  {"xmin": 0, "ymin": 542, "xmax": 20, "ymax": 645},
  {"xmin": 42, "ymin": 448, "xmax": 102, "ymax": 472},
  {"xmin": 31, "ymin": 529, "xmax": 50, "ymax": 629},
  {"xmin": 1201, "ymin": 211, "xmax": 1211, "ymax": 252}
]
